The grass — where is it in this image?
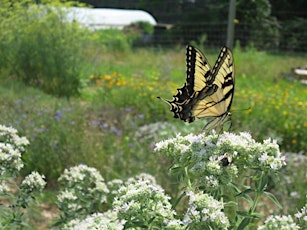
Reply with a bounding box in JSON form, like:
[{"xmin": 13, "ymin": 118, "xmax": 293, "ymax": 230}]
[{"xmin": 0, "ymin": 46, "xmax": 306, "ymax": 228}]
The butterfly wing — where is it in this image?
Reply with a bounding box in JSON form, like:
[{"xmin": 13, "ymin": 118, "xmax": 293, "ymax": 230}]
[
  {"xmin": 191, "ymin": 47, "xmax": 234, "ymax": 130},
  {"xmin": 192, "ymin": 47, "xmax": 234, "ymax": 119},
  {"xmin": 186, "ymin": 45, "xmax": 214, "ymax": 91},
  {"xmin": 158, "ymin": 45, "xmax": 215, "ymax": 122}
]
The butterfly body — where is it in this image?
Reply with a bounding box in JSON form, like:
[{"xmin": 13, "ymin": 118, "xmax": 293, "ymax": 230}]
[{"xmin": 159, "ymin": 45, "xmax": 235, "ymax": 131}]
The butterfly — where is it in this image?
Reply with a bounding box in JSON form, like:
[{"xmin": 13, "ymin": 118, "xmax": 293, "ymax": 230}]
[{"xmin": 158, "ymin": 45, "xmax": 235, "ymax": 131}]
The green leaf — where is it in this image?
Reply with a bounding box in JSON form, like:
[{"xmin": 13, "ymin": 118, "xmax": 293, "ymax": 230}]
[
  {"xmin": 263, "ymin": 191, "xmax": 282, "ymax": 209},
  {"xmin": 236, "ymin": 211, "xmax": 261, "ymax": 219},
  {"xmin": 236, "ymin": 188, "xmax": 254, "ymax": 205},
  {"xmin": 236, "ymin": 188, "xmax": 254, "ymax": 197},
  {"xmin": 172, "ymin": 191, "xmax": 186, "ymax": 209},
  {"xmin": 259, "ymin": 174, "xmax": 269, "ymax": 191},
  {"xmin": 237, "ymin": 218, "xmax": 251, "ymax": 230},
  {"xmin": 224, "ymin": 201, "xmax": 238, "ymax": 208},
  {"xmin": 236, "ymin": 211, "xmax": 250, "ymax": 217},
  {"xmin": 229, "ymin": 182, "xmax": 242, "ymax": 193}
]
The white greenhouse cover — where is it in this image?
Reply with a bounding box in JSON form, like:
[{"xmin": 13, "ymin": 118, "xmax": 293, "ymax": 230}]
[{"xmin": 66, "ymin": 7, "xmax": 157, "ymax": 30}]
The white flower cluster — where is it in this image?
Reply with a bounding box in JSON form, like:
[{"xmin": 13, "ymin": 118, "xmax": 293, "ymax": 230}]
[
  {"xmin": 125, "ymin": 172, "xmax": 157, "ymax": 185},
  {"xmin": 57, "ymin": 189, "xmax": 82, "ymax": 213},
  {"xmin": 63, "ymin": 211, "xmax": 126, "ymax": 230},
  {"xmin": 57, "ymin": 164, "xmax": 109, "ymax": 218},
  {"xmin": 135, "ymin": 122, "xmax": 196, "ymax": 146},
  {"xmin": 183, "ymin": 191, "xmax": 230, "ymax": 229},
  {"xmin": 0, "ymin": 125, "xmax": 29, "ymax": 149},
  {"xmin": 0, "ymin": 182, "xmax": 8, "ymax": 193},
  {"xmin": 107, "ymin": 179, "xmax": 124, "ymax": 195},
  {"xmin": 257, "ymin": 215, "xmax": 300, "ymax": 230},
  {"xmin": 154, "ymin": 131, "xmax": 285, "ymax": 191},
  {"xmin": 58, "ymin": 164, "xmax": 109, "ymax": 199},
  {"xmin": 21, "ymin": 171, "xmax": 46, "ymax": 193},
  {"xmin": 59, "ymin": 173, "xmax": 235, "ymax": 230},
  {"xmin": 0, "ymin": 125, "xmax": 29, "ymax": 177},
  {"xmin": 295, "ymin": 201, "xmax": 307, "ymax": 228},
  {"xmin": 164, "ymin": 219, "xmax": 185, "ymax": 230},
  {"xmin": 113, "ymin": 174, "xmax": 176, "ymax": 227},
  {"xmin": 257, "ymin": 138, "xmax": 286, "ymax": 170},
  {"xmin": 135, "ymin": 122, "xmax": 175, "ymax": 141}
]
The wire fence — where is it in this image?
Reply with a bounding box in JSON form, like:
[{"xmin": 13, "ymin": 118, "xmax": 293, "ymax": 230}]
[{"xmin": 151, "ymin": 21, "xmax": 307, "ymax": 53}]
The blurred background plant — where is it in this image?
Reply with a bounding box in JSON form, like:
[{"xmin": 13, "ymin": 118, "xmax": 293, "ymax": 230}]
[{"xmin": 0, "ymin": 0, "xmax": 88, "ymax": 98}]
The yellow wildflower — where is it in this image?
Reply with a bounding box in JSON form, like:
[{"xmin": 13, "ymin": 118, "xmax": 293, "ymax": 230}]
[
  {"xmin": 104, "ymin": 75, "xmax": 112, "ymax": 81},
  {"xmin": 292, "ymin": 139, "xmax": 297, "ymax": 144}
]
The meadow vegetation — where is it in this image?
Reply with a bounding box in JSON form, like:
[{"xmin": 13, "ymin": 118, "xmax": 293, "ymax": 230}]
[{"xmin": 0, "ymin": 1, "xmax": 306, "ymax": 229}]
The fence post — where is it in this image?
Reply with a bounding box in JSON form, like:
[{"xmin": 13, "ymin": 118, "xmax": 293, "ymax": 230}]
[{"xmin": 226, "ymin": 0, "xmax": 236, "ymax": 49}]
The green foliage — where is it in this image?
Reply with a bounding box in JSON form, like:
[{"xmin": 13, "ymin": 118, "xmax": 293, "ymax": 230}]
[
  {"xmin": 90, "ymin": 22, "xmax": 154, "ymax": 51},
  {"xmin": 236, "ymin": 0, "xmax": 280, "ymax": 50},
  {"xmin": 124, "ymin": 21, "xmax": 154, "ymax": 35},
  {"xmin": 280, "ymin": 17, "xmax": 307, "ymax": 51},
  {"xmin": 232, "ymin": 47, "xmax": 307, "ymax": 152},
  {"xmin": 123, "ymin": 21, "xmax": 155, "ymax": 46},
  {"xmin": 90, "ymin": 29, "xmax": 134, "ymax": 52},
  {"xmin": 0, "ymin": 0, "xmax": 88, "ymax": 97}
]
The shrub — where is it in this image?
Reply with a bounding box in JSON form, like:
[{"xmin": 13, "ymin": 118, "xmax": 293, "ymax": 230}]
[
  {"xmin": 280, "ymin": 18, "xmax": 307, "ymax": 52},
  {"xmin": 0, "ymin": 1, "xmax": 88, "ymax": 97},
  {"xmin": 90, "ymin": 29, "xmax": 133, "ymax": 52}
]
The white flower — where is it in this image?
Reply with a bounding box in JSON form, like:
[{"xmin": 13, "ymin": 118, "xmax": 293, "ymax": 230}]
[
  {"xmin": 183, "ymin": 192, "xmax": 229, "ymax": 229},
  {"xmin": 201, "ymin": 208, "xmax": 209, "ymax": 214},
  {"xmin": 204, "ymin": 175, "xmax": 219, "ymax": 188},
  {"xmin": 154, "ymin": 139, "xmax": 169, "ymax": 152},
  {"xmin": 21, "ymin": 171, "xmax": 46, "ymax": 192},
  {"xmin": 258, "ymin": 215, "xmax": 300, "ymax": 230},
  {"xmin": 113, "ymin": 174, "xmax": 175, "ymax": 227},
  {"xmin": 184, "ymin": 133, "xmax": 204, "ymax": 144},
  {"xmin": 57, "ymin": 190, "xmax": 78, "ymax": 203},
  {"xmin": 217, "ymin": 131, "xmax": 253, "ymax": 148},
  {"xmin": 64, "ymin": 211, "xmax": 125, "ymax": 230},
  {"xmin": 295, "ymin": 204, "xmax": 307, "ymax": 222},
  {"xmin": 0, "ymin": 182, "xmax": 8, "ymax": 193},
  {"xmin": 165, "ymin": 219, "xmax": 185, "ymax": 229},
  {"xmin": 259, "ymin": 152, "xmax": 269, "ymax": 163},
  {"xmin": 0, "ymin": 125, "xmax": 29, "ymax": 177},
  {"xmin": 186, "ymin": 191, "xmax": 195, "ymax": 205}
]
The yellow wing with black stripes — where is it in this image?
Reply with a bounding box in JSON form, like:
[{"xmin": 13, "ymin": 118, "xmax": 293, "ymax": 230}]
[{"xmin": 158, "ymin": 45, "xmax": 235, "ymax": 131}]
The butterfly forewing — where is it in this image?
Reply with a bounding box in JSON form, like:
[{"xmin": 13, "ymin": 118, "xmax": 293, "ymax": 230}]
[{"xmin": 186, "ymin": 45, "xmax": 214, "ymax": 92}]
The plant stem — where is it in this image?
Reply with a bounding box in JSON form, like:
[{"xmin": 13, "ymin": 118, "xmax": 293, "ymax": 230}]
[{"xmin": 184, "ymin": 166, "xmax": 192, "ymax": 188}]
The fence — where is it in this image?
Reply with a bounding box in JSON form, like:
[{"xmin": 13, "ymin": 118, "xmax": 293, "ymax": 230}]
[{"xmin": 151, "ymin": 21, "xmax": 307, "ymax": 53}]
